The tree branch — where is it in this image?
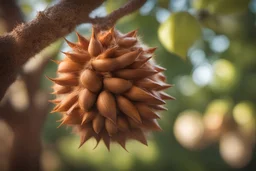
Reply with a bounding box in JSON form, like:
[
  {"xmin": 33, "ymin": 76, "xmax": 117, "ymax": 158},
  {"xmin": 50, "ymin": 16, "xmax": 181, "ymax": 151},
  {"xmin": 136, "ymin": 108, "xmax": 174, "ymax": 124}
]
[
  {"xmin": 90, "ymin": 0, "xmax": 147, "ymax": 30},
  {"xmin": 0, "ymin": 0, "xmax": 104, "ymax": 101}
]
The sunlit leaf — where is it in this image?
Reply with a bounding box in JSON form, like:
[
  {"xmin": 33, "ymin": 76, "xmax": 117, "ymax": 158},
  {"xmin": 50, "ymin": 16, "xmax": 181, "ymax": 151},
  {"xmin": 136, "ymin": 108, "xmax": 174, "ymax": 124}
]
[{"xmin": 158, "ymin": 12, "xmax": 202, "ymax": 60}]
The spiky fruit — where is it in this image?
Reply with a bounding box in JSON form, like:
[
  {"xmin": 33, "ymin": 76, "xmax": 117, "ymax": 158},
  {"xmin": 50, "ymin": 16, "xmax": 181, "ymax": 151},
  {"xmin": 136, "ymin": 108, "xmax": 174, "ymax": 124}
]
[{"xmin": 49, "ymin": 27, "xmax": 174, "ymax": 150}]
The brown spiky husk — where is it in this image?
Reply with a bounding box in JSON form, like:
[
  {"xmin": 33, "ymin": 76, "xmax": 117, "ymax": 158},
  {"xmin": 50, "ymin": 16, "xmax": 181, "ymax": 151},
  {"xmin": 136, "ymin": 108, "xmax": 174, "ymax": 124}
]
[{"xmin": 49, "ymin": 27, "xmax": 174, "ymax": 150}]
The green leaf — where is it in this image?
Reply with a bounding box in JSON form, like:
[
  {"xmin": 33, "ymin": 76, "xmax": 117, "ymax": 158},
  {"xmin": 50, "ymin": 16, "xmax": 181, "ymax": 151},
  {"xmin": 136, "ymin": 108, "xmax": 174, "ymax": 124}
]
[
  {"xmin": 158, "ymin": 12, "xmax": 201, "ymax": 60},
  {"xmin": 209, "ymin": 0, "xmax": 250, "ymax": 15},
  {"xmin": 192, "ymin": 0, "xmax": 251, "ymax": 15}
]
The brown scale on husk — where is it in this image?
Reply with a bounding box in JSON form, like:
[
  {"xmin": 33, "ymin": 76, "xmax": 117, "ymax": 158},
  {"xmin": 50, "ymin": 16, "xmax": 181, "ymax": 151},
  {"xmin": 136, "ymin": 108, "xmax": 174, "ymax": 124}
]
[{"xmin": 48, "ymin": 27, "xmax": 174, "ymax": 150}]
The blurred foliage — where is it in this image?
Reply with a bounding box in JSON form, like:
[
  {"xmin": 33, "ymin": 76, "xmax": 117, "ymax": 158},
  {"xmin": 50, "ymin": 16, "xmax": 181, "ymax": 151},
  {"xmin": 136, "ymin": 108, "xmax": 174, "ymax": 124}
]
[
  {"xmin": 193, "ymin": 0, "xmax": 251, "ymax": 15},
  {"xmin": 0, "ymin": 0, "xmax": 254, "ymax": 171},
  {"xmin": 158, "ymin": 11, "xmax": 202, "ymax": 59}
]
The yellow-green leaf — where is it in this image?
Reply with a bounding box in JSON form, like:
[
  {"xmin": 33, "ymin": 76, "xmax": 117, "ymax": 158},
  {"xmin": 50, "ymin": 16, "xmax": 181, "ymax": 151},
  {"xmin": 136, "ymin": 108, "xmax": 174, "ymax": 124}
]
[{"xmin": 158, "ymin": 12, "xmax": 201, "ymax": 60}]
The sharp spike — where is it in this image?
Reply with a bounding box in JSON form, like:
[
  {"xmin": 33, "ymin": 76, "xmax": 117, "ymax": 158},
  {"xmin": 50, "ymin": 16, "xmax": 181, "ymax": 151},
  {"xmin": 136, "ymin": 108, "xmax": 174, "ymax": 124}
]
[
  {"xmin": 124, "ymin": 86, "xmax": 166, "ymax": 105},
  {"xmin": 66, "ymin": 102, "xmax": 79, "ymax": 115},
  {"xmin": 142, "ymin": 119, "xmax": 162, "ymax": 131},
  {"xmin": 130, "ymin": 129, "xmax": 148, "ymax": 146},
  {"xmin": 62, "ymin": 51, "xmax": 91, "ymax": 63},
  {"xmin": 157, "ymin": 72, "xmax": 166, "ymax": 81},
  {"xmin": 97, "ymin": 46, "xmax": 118, "ymax": 59},
  {"xmin": 124, "ymin": 29, "xmax": 138, "ymax": 37},
  {"xmin": 50, "ymin": 59, "xmax": 61, "ymax": 64},
  {"xmin": 75, "ymin": 31, "xmax": 89, "ymax": 49},
  {"xmin": 79, "ymin": 126, "xmax": 94, "ymax": 148},
  {"xmin": 51, "ymin": 91, "xmax": 78, "ymax": 113},
  {"xmin": 57, "ymin": 112, "xmax": 81, "ymax": 128},
  {"xmin": 112, "ymin": 133, "xmax": 128, "ymax": 151},
  {"xmin": 155, "ymin": 84, "xmax": 173, "ymax": 91},
  {"xmin": 134, "ymin": 78, "xmax": 161, "ymax": 90},
  {"xmin": 154, "ymin": 65, "xmax": 166, "ymax": 72},
  {"xmin": 46, "ymin": 74, "xmax": 78, "ymax": 86},
  {"xmin": 93, "ymin": 136, "xmax": 101, "ymax": 150},
  {"xmin": 48, "ymin": 99, "xmax": 61, "ymax": 104},
  {"xmin": 99, "ymin": 29, "xmax": 113, "ymax": 46},
  {"xmin": 144, "ymin": 47, "xmax": 157, "ymax": 54},
  {"xmin": 88, "ymin": 27, "xmax": 103, "ymax": 56},
  {"xmin": 127, "ymin": 117, "xmax": 141, "ymax": 129},
  {"xmin": 129, "ymin": 56, "xmax": 152, "ymax": 69},
  {"xmin": 149, "ymin": 105, "xmax": 168, "ymax": 111},
  {"xmin": 57, "ymin": 121, "xmax": 64, "ymax": 128},
  {"xmin": 52, "ymin": 84, "xmax": 72, "ymax": 94},
  {"xmin": 81, "ymin": 110, "xmax": 97, "ymax": 124},
  {"xmin": 50, "ymin": 104, "xmax": 60, "ymax": 113},
  {"xmin": 110, "ymin": 27, "xmax": 116, "ymax": 40},
  {"xmin": 159, "ymin": 92, "xmax": 176, "ymax": 100},
  {"xmin": 100, "ymin": 130, "xmax": 111, "ymax": 151},
  {"xmin": 64, "ymin": 38, "xmax": 80, "ymax": 50},
  {"xmin": 136, "ymin": 103, "xmax": 160, "ymax": 119}
]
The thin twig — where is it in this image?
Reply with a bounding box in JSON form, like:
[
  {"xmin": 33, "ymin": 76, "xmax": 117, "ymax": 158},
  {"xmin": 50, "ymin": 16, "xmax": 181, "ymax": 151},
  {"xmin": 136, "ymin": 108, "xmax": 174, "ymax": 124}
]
[{"xmin": 90, "ymin": 0, "xmax": 147, "ymax": 30}]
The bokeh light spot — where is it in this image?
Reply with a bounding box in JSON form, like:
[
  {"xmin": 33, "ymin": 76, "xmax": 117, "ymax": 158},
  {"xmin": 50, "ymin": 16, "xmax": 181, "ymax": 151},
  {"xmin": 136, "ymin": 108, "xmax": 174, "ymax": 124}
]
[{"xmin": 210, "ymin": 35, "xmax": 230, "ymax": 53}]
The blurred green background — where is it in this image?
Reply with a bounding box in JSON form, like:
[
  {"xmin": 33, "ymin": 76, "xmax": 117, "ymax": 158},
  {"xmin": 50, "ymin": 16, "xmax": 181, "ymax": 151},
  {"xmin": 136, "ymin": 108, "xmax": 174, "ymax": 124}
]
[{"xmin": 1, "ymin": 0, "xmax": 256, "ymax": 170}]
